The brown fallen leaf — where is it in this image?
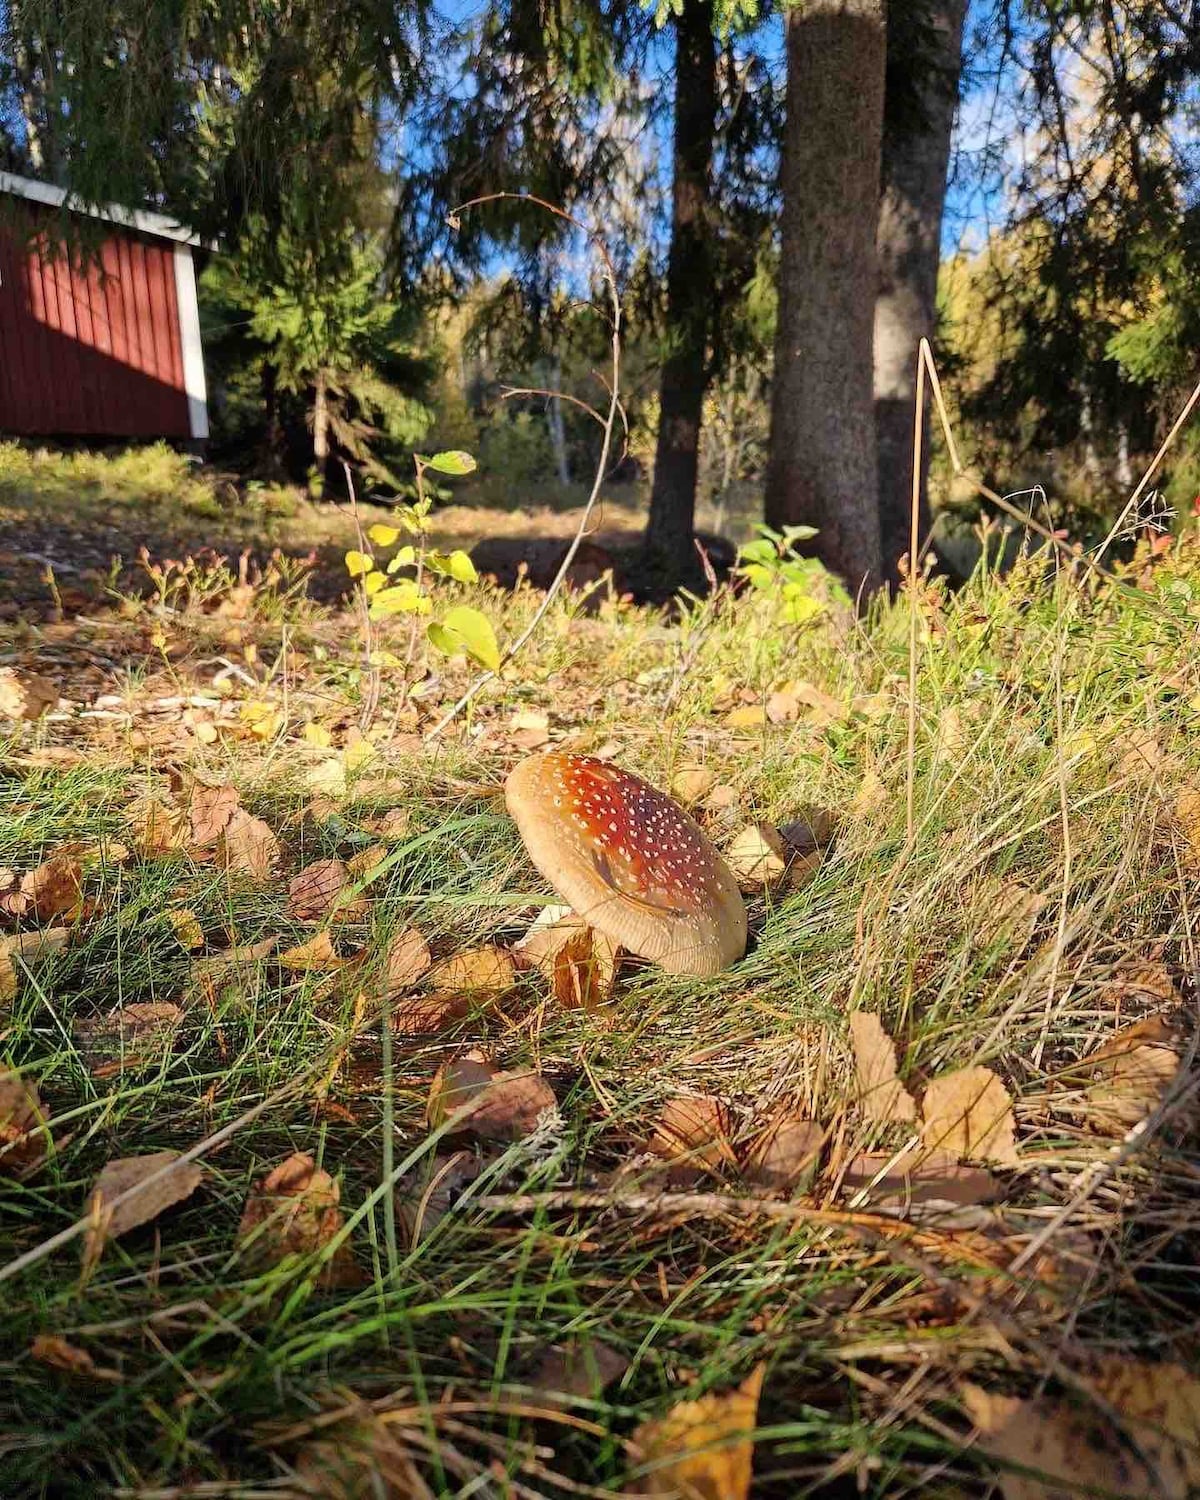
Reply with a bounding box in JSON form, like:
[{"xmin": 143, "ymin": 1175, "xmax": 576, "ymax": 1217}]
[
  {"xmin": 363, "ymin": 806, "xmax": 411, "ymax": 840},
  {"xmin": 30, "ymin": 1335, "xmax": 101, "ymax": 1377},
  {"xmin": 128, "ymin": 797, "xmax": 187, "ymax": 856},
  {"xmin": 963, "ymin": 1355, "xmax": 1200, "ymax": 1500},
  {"xmin": 291, "ymin": 1418, "xmax": 428, "ymax": 1497},
  {"xmin": 346, "ymin": 844, "xmax": 388, "ymax": 880},
  {"xmin": 840, "ymin": 1147, "xmax": 1000, "ymax": 1207},
  {"xmin": 726, "ymin": 824, "xmax": 787, "ymax": 888},
  {"xmin": 743, "ymin": 1112, "xmax": 822, "ymax": 1191},
  {"xmin": 778, "ymin": 807, "xmax": 836, "ymax": 853},
  {"xmin": 218, "ymin": 808, "xmax": 281, "ymax": 880},
  {"xmin": 647, "ymin": 1095, "xmax": 736, "ymax": 1176},
  {"xmin": 1175, "ymin": 788, "xmax": 1200, "ymax": 869},
  {"xmin": 427, "ymin": 1052, "xmax": 558, "ymax": 1141},
  {"xmin": 1084, "ymin": 1044, "xmax": 1180, "ymax": 1133},
  {"xmin": 279, "ymin": 931, "xmax": 344, "ymax": 973},
  {"xmin": 75, "ymin": 1001, "xmax": 183, "ymax": 1075},
  {"xmin": 237, "ymin": 1152, "xmax": 359, "ymax": 1285},
  {"xmin": 921, "ymin": 1066, "xmax": 1019, "ymax": 1166},
  {"xmin": 625, "ymin": 1365, "xmax": 764, "ymax": 1499},
  {"xmin": 382, "ymin": 927, "xmax": 432, "ymax": 995},
  {"xmin": 528, "ymin": 1338, "xmax": 629, "ymax": 1405},
  {"xmin": 288, "ymin": 859, "xmax": 351, "ymax": 922},
  {"xmin": 517, "ymin": 914, "xmax": 619, "ymax": 1010},
  {"xmin": 849, "ymin": 1012, "xmax": 918, "ymax": 1124},
  {"xmin": 0, "ymin": 666, "xmax": 59, "ymax": 720},
  {"xmin": 395, "ymin": 1149, "xmax": 487, "ymax": 1246},
  {"xmin": 972, "ymin": 878, "xmax": 1047, "ymax": 948},
  {"xmin": 427, "ymin": 945, "xmax": 516, "ymax": 1000},
  {"xmin": 6, "ymin": 853, "xmax": 84, "ymax": 923},
  {"xmin": 0, "ymin": 1071, "xmax": 49, "ymax": 1174},
  {"xmin": 0, "ymin": 944, "xmax": 14, "ymax": 1003},
  {"xmin": 765, "ymin": 687, "xmax": 801, "ymax": 723},
  {"xmin": 82, "ymin": 1151, "xmax": 204, "ymax": 1268},
  {"xmin": 186, "ymin": 782, "xmax": 241, "ymax": 850}
]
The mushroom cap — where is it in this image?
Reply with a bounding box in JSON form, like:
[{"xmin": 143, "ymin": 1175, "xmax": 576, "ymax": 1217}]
[{"xmin": 505, "ymin": 753, "xmax": 747, "ymax": 976}]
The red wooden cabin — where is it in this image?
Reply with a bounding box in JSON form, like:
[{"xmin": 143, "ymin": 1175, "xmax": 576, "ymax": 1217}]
[{"xmin": 0, "ymin": 172, "xmax": 209, "ymax": 443}]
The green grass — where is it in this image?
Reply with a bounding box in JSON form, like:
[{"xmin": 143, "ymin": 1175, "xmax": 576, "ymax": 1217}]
[{"xmin": 2, "ymin": 453, "xmax": 1200, "ymax": 1496}]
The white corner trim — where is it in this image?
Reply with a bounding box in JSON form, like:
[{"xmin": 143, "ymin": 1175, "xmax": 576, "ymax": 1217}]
[
  {"xmin": 0, "ymin": 169, "xmax": 212, "ymax": 247},
  {"xmin": 173, "ymin": 243, "xmax": 209, "ymax": 441}
]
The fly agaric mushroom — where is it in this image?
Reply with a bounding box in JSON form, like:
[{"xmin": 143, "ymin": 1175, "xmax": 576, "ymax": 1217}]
[{"xmin": 505, "ymin": 753, "xmax": 747, "ymax": 976}]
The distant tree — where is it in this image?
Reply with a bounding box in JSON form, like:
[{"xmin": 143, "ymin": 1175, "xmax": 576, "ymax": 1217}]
[
  {"xmin": 766, "ymin": 0, "xmax": 887, "ymax": 594},
  {"xmin": 874, "ymin": 0, "xmax": 966, "ymax": 586}
]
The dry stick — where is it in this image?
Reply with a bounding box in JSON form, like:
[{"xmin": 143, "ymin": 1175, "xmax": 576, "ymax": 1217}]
[
  {"xmin": 1095, "ymin": 371, "xmax": 1200, "ymax": 562},
  {"xmin": 919, "ymin": 343, "xmax": 1119, "ymax": 585},
  {"xmin": 341, "ymin": 459, "xmax": 381, "ymax": 730},
  {"xmin": 905, "ymin": 341, "xmax": 929, "ymax": 845},
  {"xmin": 424, "ymin": 193, "xmax": 622, "ymax": 744}
]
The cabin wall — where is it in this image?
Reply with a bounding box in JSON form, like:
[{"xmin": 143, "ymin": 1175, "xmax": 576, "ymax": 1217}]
[{"xmin": 0, "ymin": 203, "xmax": 196, "ymax": 439}]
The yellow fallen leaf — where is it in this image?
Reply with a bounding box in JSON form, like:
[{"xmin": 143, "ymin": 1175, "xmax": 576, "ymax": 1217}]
[
  {"xmin": 427, "ymin": 945, "xmax": 515, "ymax": 998},
  {"xmin": 849, "ymin": 1012, "xmax": 917, "ymax": 1124},
  {"xmin": 240, "ymin": 701, "xmax": 283, "ymax": 740},
  {"xmin": 516, "ymin": 914, "xmax": 619, "ymax": 1010},
  {"xmin": 302, "ymin": 722, "xmax": 333, "ymax": 749},
  {"xmin": 921, "ymin": 1066, "xmax": 1019, "ymax": 1166},
  {"xmin": 0, "ymin": 667, "xmax": 58, "ymax": 719},
  {"xmin": 724, "ymin": 705, "xmax": 767, "ymax": 730},
  {"xmin": 672, "ymin": 766, "xmax": 716, "ymax": 804},
  {"xmin": 168, "ymin": 909, "xmax": 205, "ymax": 951},
  {"xmin": 626, "ymin": 1366, "xmax": 764, "ymax": 1498},
  {"xmin": 726, "ymin": 824, "xmax": 787, "ymax": 887},
  {"xmin": 279, "ymin": 931, "xmax": 343, "ymax": 972},
  {"xmin": 1176, "ymin": 789, "xmax": 1200, "ymax": 869}
]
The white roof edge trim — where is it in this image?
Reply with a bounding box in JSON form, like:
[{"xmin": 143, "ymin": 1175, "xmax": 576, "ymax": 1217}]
[{"xmin": 0, "ymin": 170, "xmax": 215, "ymax": 248}]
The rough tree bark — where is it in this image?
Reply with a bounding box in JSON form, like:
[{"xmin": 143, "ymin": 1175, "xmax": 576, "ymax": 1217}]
[
  {"xmin": 640, "ymin": 0, "xmax": 717, "ymax": 595},
  {"xmin": 874, "ymin": 0, "xmax": 967, "ymax": 585},
  {"xmin": 766, "ymin": 0, "xmax": 887, "ymax": 597}
]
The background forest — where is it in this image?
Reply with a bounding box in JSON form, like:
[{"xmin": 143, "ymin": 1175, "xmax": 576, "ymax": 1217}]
[{"xmin": 3, "ymin": 0, "xmax": 1197, "ymax": 596}]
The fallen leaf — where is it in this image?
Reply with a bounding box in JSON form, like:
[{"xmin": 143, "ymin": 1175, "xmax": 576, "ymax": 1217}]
[
  {"xmin": 363, "ymin": 806, "xmax": 411, "ymax": 840},
  {"xmin": 288, "ymin": 859, "xmax": 350, "ymax": 921},
  {"xmin": 4, "ymin": 852, "xmax": 83, "ymax": 922},
  {"xmin": 724, "ymin": 704, "xmax": 767, "ymax": 730},
  {"xmin": 82, "ymin": 1151, "xmax": 204, "ymax": 1267},
  {"xmin": 75, "ymin": 1001, "xmax": 183, "ymax": 1074},
  {"xmin": 346, "ymin": 844, "xmax": 388, "ymax": 880},
  {"xmin": 292, "ymin": 1418, "xmax": 428, "ymax": 1497},
  {"xmin": 840, "ymin": 1147, "xmax": 1000, "ymax": 1207},
  {"xmin": 672, "ymin": 766, "xmax": 716, "ymax": 804},
  {"xmin": 972, "ymin": 878, "xmax": 1047, "ymax": 947},
  {"xmin": 528, "ymin": 1338, "xmax": 629, "ymax": 1405},
  {"xmin": 382, "ymin": 927, "xmax": 432, "ymax": 995},
  {"xmin": 279, "ymin": 931, "xmax": 343, "ymax": 972},
  {"xmin": 30, "ymin": 1335, "xmax": 98, "ymax": 1376},
  {"xmin": 128, "ymin": 797, "xmax": 187, "ymax": 856},
  {"xmin": 849, "ymin": 1012, "xmax": 918, "ymax": 1124},
  {"xmin": 963, "ymin": 1356, "xmax": 1200, "ymax": 1500},
  {"xmin": 1176, "ymin": 789, "xmax": 1200, "ymax": 869},
  {"xmin": 921, "ymin": 1066, "xmax": 1019, "ymax": 1166},
  {"xmin": 1084, "ymin": 1044, "xmax": 1179, "ymax": 1132},
  {"xmin": 427, "ymin": 1052, "xmax": 558, "ymax": 1141},
  {"xmin": 427, "ymin": 945, "xmax": 516, "ymax": 1000},
  {"xmin": 218, "ymin": 808, "xmax": 280, "ymax": 880},
  {"xmin": 778, "ymin": 807, "xmax": 836, "ymax": 853},
  {"xmin": 743, "ymin": 1112, "xmax": 822, "ymax": 1190},
  {"xmin": 626, "ymin": 1365, "xmax": 764, "ymax": 1499},
  {"xmin": 395, "ymin": 1149, "xmax": 486, "ymax": 1246},
  {"xmin": 647, "ymin": 1095, "xmax": 735, "ymax": 1175},
  {"xmin": 791, "ymin": 681, "xmax": 848, "ymax": 726},
  {"xmin": 186, "ymin": 782, "xmax": 241, "ymax": 850},
  {"xmin": 765, "ymin": 687, "xmax": 801, "ymax": 723},
  {"xmin": 168, "ymin": 909, "xmax": 205, "ymax": 951},
  {"xmin": 516, "ymin": 914, "xmax": 619, "ymax": 1010},
  {"xmin": 0, "ymin": 1071, "xmax": 49, "ymax": 1174},
  {"xmin": 237, "ymin": 1152, "xmax": 359, "ymax": 1284},
  {"xmin": 0, "ymin": 944, "xmax": 13, "ymax": 1003},
  {"xmin": 0, "ymin": 667, "xmax": 59, "ymax": 720},
  {"xmin": 726, "ymin": 824, "xmax": 787, "ymax": 887}
]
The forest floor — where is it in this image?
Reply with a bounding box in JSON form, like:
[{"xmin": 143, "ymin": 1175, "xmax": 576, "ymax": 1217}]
[{"xmin": 3, "ymin": 443, "xmax": 1200, "ymax": 1498}]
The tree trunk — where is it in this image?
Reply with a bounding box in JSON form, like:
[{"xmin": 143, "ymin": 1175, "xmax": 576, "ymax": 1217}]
[
  {"xmin": 640, "ymin": 0, "xmax": 717, "ymax": 595},
  {"xmin": 874, "ymin": 0, "xmax": 966, "ymax": 586},
  {"xmin": 311, "ymin": 368, "xmax": 329, "ymax": 496},
  {"xmin": 766, "ymin": 0, "xmax": 887, "ymax": 597},
  {"xmin": 546, "ymin": 357, "xmax": 571, "ymax": 487}
]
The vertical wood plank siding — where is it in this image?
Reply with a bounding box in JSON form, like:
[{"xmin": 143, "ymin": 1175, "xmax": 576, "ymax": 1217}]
[{"xmin": 0, "ymin": 203, "xmax": 191, "ymax": 438}]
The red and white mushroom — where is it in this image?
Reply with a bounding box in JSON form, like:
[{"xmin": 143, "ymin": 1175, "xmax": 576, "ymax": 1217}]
[{"xmin": 505, "ymin": 753, "xmax": 747, "ymax": 977}]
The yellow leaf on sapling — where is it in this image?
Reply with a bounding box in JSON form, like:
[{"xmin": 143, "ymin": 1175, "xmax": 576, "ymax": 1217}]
[
  {"xmin": 345, "ymin": 550, "xmax": 374, "ymax": 578},
  {"xmin": 367, "ymin": 524, "xmax": 400, "ymax": 547}
]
